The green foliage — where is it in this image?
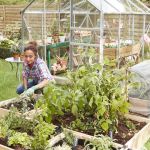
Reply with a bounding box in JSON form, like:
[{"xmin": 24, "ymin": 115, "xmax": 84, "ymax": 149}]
[
  {"xmin": 64, "ymin": 131, "xmax": 75, "ymax": 146},
  {"xmin": 8, "ymin": 131, "xmax": 32, "ymax": 149},
  {"xmin": 3, "ymin": 22, "xmax": 21, "ymax": 41},
  {"xmin": 125, "ymin": 120, "xmax": 136, "ymax": 130},
  {"xmin": 145, "ymin": 138, "xmax": 150, "ymax": 150},
  {"xmin": 11, "ymin": 40, "xmax": 22, "ymax": 54},
  {"xmin": 0, "ymin": 0, "xmax": 31, "ymax": 5},
  {"xmin": 4, "ymin": 108, "xmax": 36, "ymax": 133},
  {"xmin": 0, "ymin": 109, "xmax": 33, "ymax": 149},
  {"xmin": 32, "ymin": 121, "xmax": 55, "ymax": 150},
  {"xmin": 59, "ymin": 32, "xmax": 65, "ymax": 36},
  {"xmin": 0, "ymin": 108, "xmax": 57, "ymax": 149},
  {"xmin": 84, "ymin": 135, "xmax": 114, "ymax": 150},
  {"xmin": 0, "ymin": 119, "xmax": 9, "ymax": 138},
  {"xmin": 0, "ymin": 39, "xmax": 15, "ymax": 59},
  {"xmin": 0, "ymin": 39, "xmax": 14, "ymax": 49},
  {"xmin": 37, "ymin": 63, "xmax": 130, "ymax": 133}
]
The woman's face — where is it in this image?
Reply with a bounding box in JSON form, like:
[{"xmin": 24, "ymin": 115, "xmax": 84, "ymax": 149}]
[{"xmin": 24, "ymin": 50, "xmax": 36, "ymax": 64}]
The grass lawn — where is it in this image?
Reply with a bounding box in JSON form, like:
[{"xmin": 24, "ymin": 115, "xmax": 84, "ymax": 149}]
[
  {"xmin": 0, "ymin": 58, "xmax": 21, "ymax": 101},
  {"xmin": 145, "ymin": 140, "xmax": 150, "ymax": 150}
]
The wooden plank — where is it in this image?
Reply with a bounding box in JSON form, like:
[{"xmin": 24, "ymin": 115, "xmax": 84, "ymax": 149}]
[
  {"xmin": 0, "ymin": 145, "xmax": 14, "ymax": 150},
  {"xmin": 0, "ymin": 98, "xmax": 16, "ymax": 107},
  {"xmin": 125, "ymin": 122, "xmax": 150, "ymax": 149},
  {"xmin": 125, "ymin": 113, "xmax": 150, "ymax": 124},
  {"xmin": 0, "ymin": 108, "xmax": 10, "ymax": 118}
]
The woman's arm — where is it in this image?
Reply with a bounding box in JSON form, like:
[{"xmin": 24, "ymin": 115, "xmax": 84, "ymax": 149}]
[
  {"xmin": 34, "ymin": 78, "xmax": 49, "ymax": 89},
  {"xmin": 23, "ymin": 77, "xmax": 28, "ymax": 90}
]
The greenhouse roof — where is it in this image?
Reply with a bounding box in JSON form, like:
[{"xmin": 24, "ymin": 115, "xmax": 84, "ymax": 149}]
[
  {"xmin": 22, "ymin": 0, "xmax": 150, "ymax": 15},
  {"xmin": 88, "ymin": 0, "xmax": 150, "ymax": 14}
]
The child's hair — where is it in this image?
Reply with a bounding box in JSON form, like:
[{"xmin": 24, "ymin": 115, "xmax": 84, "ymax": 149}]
[{"xmin": 24, "ymin": 45, "xmax": 38, "ymax": 57}]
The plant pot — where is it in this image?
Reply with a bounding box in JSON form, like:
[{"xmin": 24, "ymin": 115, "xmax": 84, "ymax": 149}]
[
  {"xmin": 47, "ymin": 37, "xmax": 52, "ymax": 44},
  {"xmin": 20, "ymin": 53, "xmax": 24, "ymax": 61},
  {"xmin": 59, "ymin": 36, "xmax": 66, "ymax": 42},
  {"xmin": 12, "ymin": 52, "xmax": 20, "ymax": 59},
  {"xmin": 0, "ymin": 47, "xmax": 11, "ymax": 59}
]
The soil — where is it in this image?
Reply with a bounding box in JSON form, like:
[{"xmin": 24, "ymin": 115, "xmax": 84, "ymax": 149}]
[
  {"xmin": 0, "ymin": 138, "xmax": 26, "ymax": 150},
  {"xmin": 52, "ymin": 113, "xmax": 146, "ymax": 145},
  {"xmin": 0, "ymin": 106, "xmax": 146, "ymax": 149},
  {"xmin": 0, "ymin": 114, "xmax": 146, "ymax": 150},
  {"xmin": 113, "ymin": 119, "xmax": 146, "ymax": 144},
  {"xmin": 1, "ymin": 98, "xmax": 36, "ymax": 112}
]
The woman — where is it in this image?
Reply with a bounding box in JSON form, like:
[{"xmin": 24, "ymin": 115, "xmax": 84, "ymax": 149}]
[{"xmin": 16, "ymin": 44, "xmax": 54, "ymax": 96}]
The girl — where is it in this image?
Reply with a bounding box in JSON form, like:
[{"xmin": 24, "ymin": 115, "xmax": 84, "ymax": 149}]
[{"xmin": 16, "ymin": 44, "xmax": 54, "ymax": 96}]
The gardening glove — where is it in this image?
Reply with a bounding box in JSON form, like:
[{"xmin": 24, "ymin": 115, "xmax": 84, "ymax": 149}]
[{"xmin": 25, "ymin": 85, "xmax": 38, "ymax": 96}]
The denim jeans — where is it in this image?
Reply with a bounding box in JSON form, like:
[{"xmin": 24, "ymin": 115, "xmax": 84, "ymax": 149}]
[{"xmin": 16, "ymin": 79, "xmax": 38, "ymax": 94}]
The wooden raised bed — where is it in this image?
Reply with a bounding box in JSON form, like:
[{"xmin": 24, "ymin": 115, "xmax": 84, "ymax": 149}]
[
  {"xmin": 0, "ymin": 97, "xmax": 150, "ymax": 149},
  {"xmin": 125, "ymin": 114, "xmax": 150, "ymax": 149},
  {"xmin": 0, "ymin": 96, "xmax": 41, "ymax": 119},
  {"xmin": 47, "ymin": 129, "xmax": 122, "ymax": 149},
  {"xmin": 104, "ymin": 43, "xmax": 140, "ymax": 60},
  {"xmin": 46, "ymin": 114, "xmax": 150, "ymax": 150},
  {"xmin": 0, "ymin": 144, "xmax": 14, "ymax": 150},
  {"xmin": 0, "ymin": 107, "xmax": 150, "ymax": 149}
]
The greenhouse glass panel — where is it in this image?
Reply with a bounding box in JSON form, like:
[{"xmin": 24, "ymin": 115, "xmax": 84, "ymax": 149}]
[{"xmin": 21, "ymin": 0, "xmax": 150, "ymax": 68}]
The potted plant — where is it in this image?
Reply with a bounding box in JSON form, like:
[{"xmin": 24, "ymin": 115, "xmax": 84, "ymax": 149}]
[
  {"xmin": 0, "ymin": 39, "xmax": 14, "ymax": 59},
  {"xmin": 59, "ymin": 32, "xmax": 66, "ymax": 42},
  {"xmin": 50, "ymin": 19, "xmax": 59, "ymax": 43},
  {"xmin": 11, "ymin": 41, "xmax": 22, "ymax": 60},
  {"xmin": 47, "ymin": 32, "xmax": 53, "ymax": 44}
]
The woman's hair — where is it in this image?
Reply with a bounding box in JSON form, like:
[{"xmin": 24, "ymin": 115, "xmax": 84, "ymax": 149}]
[
  {"xmin": 24, "ymin": 45, "xmax": 38, "ymax": 57},
  {"xmin": 28, "ymin": 41, "xmax": 38, "ymax": 48}
]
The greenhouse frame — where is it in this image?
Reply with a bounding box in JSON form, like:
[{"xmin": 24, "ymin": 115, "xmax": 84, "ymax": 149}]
[{"xmin": 21, "ymin": 0, "xmax": 150, "ymax": 68}]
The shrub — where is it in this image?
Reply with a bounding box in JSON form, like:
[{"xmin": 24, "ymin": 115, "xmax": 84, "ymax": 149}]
[{"xmin": 0, "ymin": 39, "xmax": 14, "ymax": 59}]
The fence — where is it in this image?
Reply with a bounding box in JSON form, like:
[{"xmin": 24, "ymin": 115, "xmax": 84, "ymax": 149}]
[
  {"xmin": 0, "ymin": 5, "xmax": 149, "ymax": 40},
  {"xmin": 0, "ymin": 5, "xmax": 24, "ymax": 33}
]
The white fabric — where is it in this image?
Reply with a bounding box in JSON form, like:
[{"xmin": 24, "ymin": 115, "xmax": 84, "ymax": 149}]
[
  {"xmin": 129, "ymin": 60, "xmax": 150, "ymax": 84},
  {"xmin": 129, "ymin": 60, "xmax": 150, "ymax": 116}
]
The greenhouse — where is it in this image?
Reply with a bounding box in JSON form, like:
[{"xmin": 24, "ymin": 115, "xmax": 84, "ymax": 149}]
[{"xmin": 21, "ymin": 0, "xmax": 150, "ymax": 68}]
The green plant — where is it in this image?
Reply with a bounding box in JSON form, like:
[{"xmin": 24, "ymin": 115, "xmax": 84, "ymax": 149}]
[
  {"xmin": 37, "ymin": 62, "xmax": 129, "ymax": 134},
  {"xmin": 0, "ymin": 39, "xmax": 14, "ymax": 49},
  {"xmin": 11, "ymin": 40, "xmax": 22, "ymax": 54},
  {"xmin": 0, "ymin": 39, "xmax": 16, "ymax": 59},
  {"xmin": 8, "ymin": 131, "xmax": 32, "ymax": 149},
  {"xmin": 0, "ymin": 107, "xmax": 58, "ymax": 149},
  {"xmin": 84, "ymin": 135, "xmax": 114, "ymax": 150},
  {"xmin": 0, "ymin": 119, "xmax": 9, "ymax": 138},
  {"xmin": 50, "ymin": 19, "xmax": 59, "ymax": 35},
  {"xmin": 3, "ymin": 107, "xmax": 35, "ymax": 134},
  {"xmin": 32, "ymin": 121, "xmax": 56, "ymax": 150},
  {"xmin": 3, "ymin": 22, "xmax": 21, "ymax": 41},
  {"xmin": 59, "ymin": 32, "xmax": 65, "ymax": 36}
]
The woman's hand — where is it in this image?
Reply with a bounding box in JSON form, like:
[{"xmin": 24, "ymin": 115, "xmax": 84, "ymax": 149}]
[{"xmin": 24, "ymin": 85, "xmax": 38, "ymax": 96}]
